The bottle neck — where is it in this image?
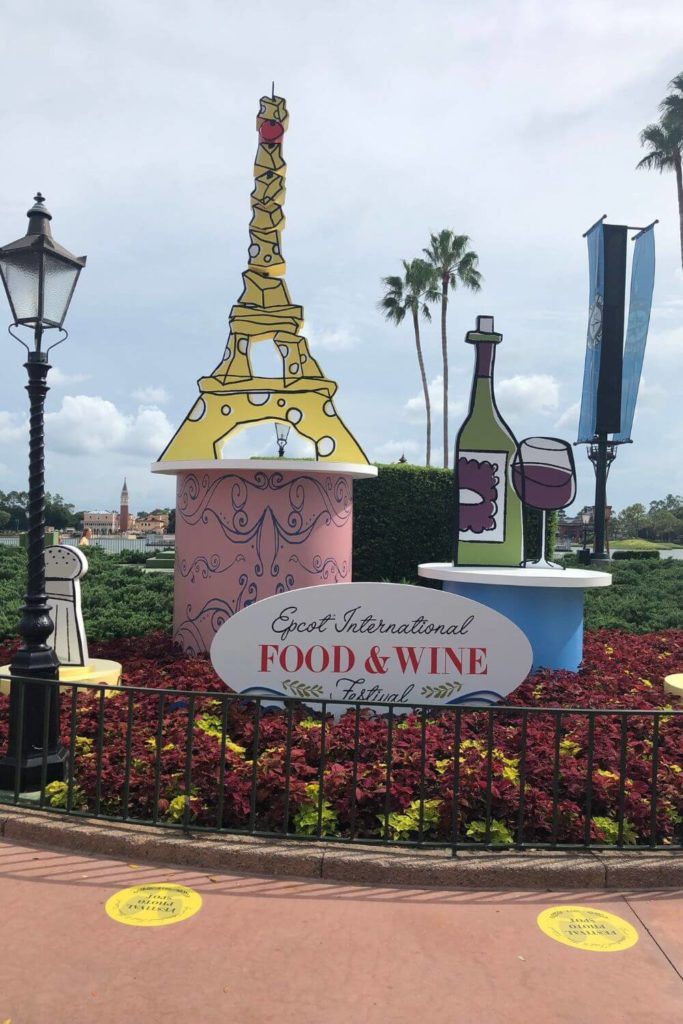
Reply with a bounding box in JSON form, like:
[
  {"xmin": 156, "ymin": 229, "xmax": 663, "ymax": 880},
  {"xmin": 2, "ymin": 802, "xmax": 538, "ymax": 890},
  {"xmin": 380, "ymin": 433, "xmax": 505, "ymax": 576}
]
[{"xmin": 474, "ymin": 341, "xmax": 496, "ymax": 379}]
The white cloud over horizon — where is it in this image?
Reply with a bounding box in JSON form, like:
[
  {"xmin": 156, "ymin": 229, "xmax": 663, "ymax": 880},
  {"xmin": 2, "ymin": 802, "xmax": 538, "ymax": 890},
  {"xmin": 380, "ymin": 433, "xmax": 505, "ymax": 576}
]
[
  {"xmin": 45, "ymin": 396, "xmax": 173, "ymax": 457},
  {"xmin": 132, "ymin": 386, "xmax": 170, "ymax": 404},
  {"xmin": 372, "ymin": 439, "xmax": 421, "ymax": 462},
  {"xmin": 305, "ymin": 324, "xmax": 359, "ymax": 352},
  {"xmin": 496, "ymin": 374, "xmax": 560, "ymax": 416},
  {"xmin": 403, "ymin": 375, "xmax": 466, "ymax": 424},
  {"xmin": 49, "ymin": 367, "xmax": 91, "ymax": 388},
  {"xmin": 0, "ymin": 0, "xmax": 680, "ymax": 513},
  {"xmin": 0, "ymin": 410, "xmax": 26, "ymax": 444},
  {"xmin": 555, "ymin": 402, "xmax": 581, "ymax": 432}
]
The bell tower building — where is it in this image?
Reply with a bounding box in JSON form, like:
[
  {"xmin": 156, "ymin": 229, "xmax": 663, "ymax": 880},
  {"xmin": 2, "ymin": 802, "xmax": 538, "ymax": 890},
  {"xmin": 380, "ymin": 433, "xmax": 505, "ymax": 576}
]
[{"xmin": 119, "ymin": 478, "xmax": 129, "ymax": 533}]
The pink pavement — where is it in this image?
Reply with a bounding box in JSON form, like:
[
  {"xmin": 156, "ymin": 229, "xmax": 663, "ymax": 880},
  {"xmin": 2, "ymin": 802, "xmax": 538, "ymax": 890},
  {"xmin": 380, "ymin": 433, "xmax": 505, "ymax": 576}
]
[{"xmin": 1, "ymin": 839, "xmax": 682, "ymax": 1024}]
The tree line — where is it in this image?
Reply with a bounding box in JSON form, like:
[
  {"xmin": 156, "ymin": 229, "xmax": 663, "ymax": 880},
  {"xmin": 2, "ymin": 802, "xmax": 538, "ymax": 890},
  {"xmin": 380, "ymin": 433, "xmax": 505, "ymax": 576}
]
[
  {"xmin": 0, "ymin": 491, "xmax": 80, "ymax": 532},
  {"xmin": 0, "ymin": 491, "xmax": 175, "ymax": 534},
  {"xmin": 612, "ymin": 495, "xmax": 683, "ymax": 544}
]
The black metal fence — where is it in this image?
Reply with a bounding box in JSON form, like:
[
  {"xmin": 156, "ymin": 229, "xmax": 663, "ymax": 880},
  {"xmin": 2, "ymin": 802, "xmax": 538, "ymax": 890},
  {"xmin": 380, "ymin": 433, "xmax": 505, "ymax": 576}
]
[{"xmin": 1, "ymin": 671, "xmax": 682, "ymax": 853}]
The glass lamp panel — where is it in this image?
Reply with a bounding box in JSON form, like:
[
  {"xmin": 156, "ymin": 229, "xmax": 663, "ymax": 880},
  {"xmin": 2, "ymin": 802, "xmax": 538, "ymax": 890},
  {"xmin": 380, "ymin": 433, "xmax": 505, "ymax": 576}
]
[
  {"xmin": 0, "ymin": 250, "xmax": 41, "ymax": 322},
  {"xmin": 41, "ymin": 251, "xmax": 80, "ymax": 326}
]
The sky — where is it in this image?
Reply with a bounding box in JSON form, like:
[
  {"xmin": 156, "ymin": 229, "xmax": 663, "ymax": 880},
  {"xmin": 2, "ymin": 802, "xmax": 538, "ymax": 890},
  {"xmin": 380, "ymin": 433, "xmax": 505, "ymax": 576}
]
[{"xmin": 0, "ymin": 0, "xmax": 681, "ymax": 515}]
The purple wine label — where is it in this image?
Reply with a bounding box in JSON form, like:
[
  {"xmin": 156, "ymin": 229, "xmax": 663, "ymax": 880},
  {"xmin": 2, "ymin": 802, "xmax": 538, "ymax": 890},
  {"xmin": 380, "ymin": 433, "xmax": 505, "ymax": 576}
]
[{"xmin": 458, "ymin": 450, "xmax": 507, "ymax": 542}]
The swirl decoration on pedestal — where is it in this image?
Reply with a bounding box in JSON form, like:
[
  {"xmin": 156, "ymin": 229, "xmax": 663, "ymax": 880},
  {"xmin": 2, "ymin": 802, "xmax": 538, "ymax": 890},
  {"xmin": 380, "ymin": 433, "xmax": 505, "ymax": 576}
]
[
  {"xmin": 178, "ymin": 472, "xmax": 351, "ymax": 581},
  {"xmin": 288, "ymin": 553, "xmax": 349, "ymax": 580},
  {"xmin": 179, "ymin": 552, "xmax": 246, "ymax": 583},
  {"xmin": 174, "ymin": 471, "xmax": 352, "ymax": 652},
  {"xmin": 175, "ymin": 573, "xmax": 258, "ymax": 656}
]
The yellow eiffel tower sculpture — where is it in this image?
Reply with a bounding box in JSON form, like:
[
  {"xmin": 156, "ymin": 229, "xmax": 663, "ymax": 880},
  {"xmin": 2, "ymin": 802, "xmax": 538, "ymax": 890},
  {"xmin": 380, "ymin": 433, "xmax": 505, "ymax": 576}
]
[{"xmin": 159, "ymin": 91, "xmax": 369, "ymax": 465}]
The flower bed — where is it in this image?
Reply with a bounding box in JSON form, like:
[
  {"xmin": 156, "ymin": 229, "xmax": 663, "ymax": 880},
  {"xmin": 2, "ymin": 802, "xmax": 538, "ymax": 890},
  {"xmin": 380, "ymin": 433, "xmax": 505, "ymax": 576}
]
[{"xmin": 1, "ymin": 629, "xmax": 682, "ymax": 847}]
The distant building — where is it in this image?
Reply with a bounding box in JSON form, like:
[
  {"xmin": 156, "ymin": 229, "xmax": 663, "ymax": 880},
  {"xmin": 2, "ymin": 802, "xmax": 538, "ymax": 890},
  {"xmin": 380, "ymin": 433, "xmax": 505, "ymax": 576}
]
[
  {"xmin": 120, "ymin": 478, "xmax": 130, "ymax": 533},
  {"xmin": 557, "ymin": 505, "xmax": 613, "ymax": 545},
  {"xmin": 136, "ymin": 513, "xmax": 169, "ymax": 536},
  {"xmin": 83, "ymin": 511, "xmax": 118, "ymax": 536}
]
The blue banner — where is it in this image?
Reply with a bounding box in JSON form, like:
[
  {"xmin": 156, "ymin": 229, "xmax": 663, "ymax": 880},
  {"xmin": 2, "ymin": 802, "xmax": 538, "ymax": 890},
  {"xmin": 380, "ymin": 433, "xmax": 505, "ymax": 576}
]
[
  {"xmin": 577, "ymin": 223, "xmax": 604, "ymax": 442},
  {"xmin": 611, "ymin": 225, "xmax": 655, "ymax": 443}
]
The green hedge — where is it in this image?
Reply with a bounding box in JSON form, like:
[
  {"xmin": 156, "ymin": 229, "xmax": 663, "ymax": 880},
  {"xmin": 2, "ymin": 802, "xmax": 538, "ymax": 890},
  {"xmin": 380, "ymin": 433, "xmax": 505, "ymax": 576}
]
[
  {"xmin": 584, "ymin": 559, "xmax": 683, "ymax": 632},
  {"xmin": 352, "ymin": 464, "xmax": 556, "ymax": 583},
  {"xmin": 612, "ymin": 549, "xmax": 660, "ymax": 561},
  {"xmin": 0, "ymin": 545, "xmax": 172, "ymax": 642}
]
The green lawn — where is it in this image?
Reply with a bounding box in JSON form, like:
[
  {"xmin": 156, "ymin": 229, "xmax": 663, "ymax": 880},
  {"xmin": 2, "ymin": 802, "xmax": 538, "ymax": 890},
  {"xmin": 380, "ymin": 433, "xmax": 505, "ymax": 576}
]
[{"xmin": 610, "ymin": 539, "xmax": 683, "ymax": 550}]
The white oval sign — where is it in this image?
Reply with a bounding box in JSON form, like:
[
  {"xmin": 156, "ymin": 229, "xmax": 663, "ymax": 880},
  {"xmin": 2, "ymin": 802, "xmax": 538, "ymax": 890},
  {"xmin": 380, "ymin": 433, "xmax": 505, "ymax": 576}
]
[{"xmin": 210, "ymin": 583, "xmax": 532, "ymax": 707}]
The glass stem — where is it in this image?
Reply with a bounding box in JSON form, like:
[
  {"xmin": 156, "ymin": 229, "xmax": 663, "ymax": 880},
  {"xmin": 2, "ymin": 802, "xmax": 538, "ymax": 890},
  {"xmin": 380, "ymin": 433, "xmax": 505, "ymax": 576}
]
[{"xmin": 540, "ymin": 511, "xmax": 547, "ymax": 564}]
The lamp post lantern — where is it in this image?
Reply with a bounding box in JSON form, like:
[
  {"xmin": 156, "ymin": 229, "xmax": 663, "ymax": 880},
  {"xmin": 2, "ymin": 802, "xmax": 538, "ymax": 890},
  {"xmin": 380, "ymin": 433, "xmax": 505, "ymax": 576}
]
[
  {"xmin": 0, "ymin": 194, "xmax": 86, "ymax": 792},
  {"xmin": 581, "ymin": 510, "xmax": 591, "ymax": 564},
  {"xmin": 274, "ymin": 423, "xmax": 290, "ymax": 458}
]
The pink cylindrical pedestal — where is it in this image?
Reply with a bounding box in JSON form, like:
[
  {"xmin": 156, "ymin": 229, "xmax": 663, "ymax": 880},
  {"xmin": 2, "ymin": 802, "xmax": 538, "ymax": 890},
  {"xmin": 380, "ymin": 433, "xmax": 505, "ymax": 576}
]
[{"xmin": 151, "ymin": 460, "xmax": 376, "ymax": 654}]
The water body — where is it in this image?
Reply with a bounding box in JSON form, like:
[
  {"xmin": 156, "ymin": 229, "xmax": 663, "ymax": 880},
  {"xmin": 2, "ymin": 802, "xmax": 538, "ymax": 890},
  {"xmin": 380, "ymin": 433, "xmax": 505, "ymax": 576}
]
[
  {"xmin": 0, "ymin": 535, "xmax": 679, "ymax": 559},
  {"xmin": 557, "ymin": 546, "xmax": 683, "ymax": 561},
  {"xmin": 0, "ymin": 536, "xmax": 173, "ymax": 554}
]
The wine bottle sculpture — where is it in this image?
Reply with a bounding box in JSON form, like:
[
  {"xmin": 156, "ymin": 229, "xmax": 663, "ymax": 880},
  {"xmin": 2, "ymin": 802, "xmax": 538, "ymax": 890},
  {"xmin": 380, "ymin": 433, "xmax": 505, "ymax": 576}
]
[
  {"xmin": 453, "ymin": 315, "xmax": 524, "ymax": 566},
  {"xmin": 158, "ymin": 92, "xmax": 368, "ymax": 464}
]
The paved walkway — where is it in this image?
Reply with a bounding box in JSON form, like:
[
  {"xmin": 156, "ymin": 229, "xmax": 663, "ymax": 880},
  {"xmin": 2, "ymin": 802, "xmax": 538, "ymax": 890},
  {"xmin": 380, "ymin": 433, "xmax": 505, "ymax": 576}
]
[{"xmin": 1, "ymin": 839, "xmax": 682, "ymax": 1024}]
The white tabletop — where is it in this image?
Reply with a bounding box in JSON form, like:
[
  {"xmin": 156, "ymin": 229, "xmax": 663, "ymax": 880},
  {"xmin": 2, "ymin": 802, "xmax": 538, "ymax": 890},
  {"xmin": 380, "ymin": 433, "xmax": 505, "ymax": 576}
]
[
  {"xmin": 418, "ymin": 563, "xmax": 611, "ymax": 589},
  {"xmin": 151, "ymin": 459, "xmax": 378, "ymax": 479}
]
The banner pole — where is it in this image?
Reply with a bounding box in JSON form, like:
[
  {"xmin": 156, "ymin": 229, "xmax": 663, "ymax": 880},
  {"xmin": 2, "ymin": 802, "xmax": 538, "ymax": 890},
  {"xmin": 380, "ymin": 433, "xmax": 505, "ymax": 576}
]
[
  {"xmin": 582, "ymin": 214, "xmax": 607, "ymax": 238},
  {"xmin": 592, "ymin": 433, "xmax": 609, "ymax": 560}
]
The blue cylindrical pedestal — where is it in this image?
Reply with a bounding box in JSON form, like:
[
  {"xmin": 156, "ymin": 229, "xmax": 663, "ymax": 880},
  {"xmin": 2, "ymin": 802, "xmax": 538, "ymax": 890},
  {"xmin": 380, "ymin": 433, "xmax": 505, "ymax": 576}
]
[
  {"xmin": 418, "ymin": 564, "xmax": 612, "ymax": 673},
  {"xmin": 441, "ymin": 580, "xmax": 583, "ymax": 672}
]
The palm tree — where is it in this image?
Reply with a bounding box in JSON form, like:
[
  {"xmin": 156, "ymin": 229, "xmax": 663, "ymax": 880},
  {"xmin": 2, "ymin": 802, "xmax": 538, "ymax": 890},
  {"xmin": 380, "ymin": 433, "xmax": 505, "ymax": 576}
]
[
  {"xmin": 379, "ymin": 259, "xmax": 434, "ymax": 466},
  {"xmin": 637, "ymin": 72, "xmax": 683, "ymax": 270},
  {"xmin": 422, "ymin": 231, "xmax": 481, "ymax": 467}
]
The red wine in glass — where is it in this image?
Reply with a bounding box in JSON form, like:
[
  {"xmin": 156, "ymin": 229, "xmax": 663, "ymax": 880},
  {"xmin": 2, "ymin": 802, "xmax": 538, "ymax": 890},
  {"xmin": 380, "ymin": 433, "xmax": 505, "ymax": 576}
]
[
  {"xmin": 512, "ymin": 437, "xmax": 576, "ymax": 568},
  {"xmin": 511, "ymin": 462, "xmax": 575, "ymax": 511}
]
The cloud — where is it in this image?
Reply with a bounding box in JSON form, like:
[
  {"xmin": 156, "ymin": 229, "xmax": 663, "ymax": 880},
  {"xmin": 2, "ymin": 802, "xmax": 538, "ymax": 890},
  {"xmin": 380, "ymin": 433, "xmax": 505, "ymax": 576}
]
[
  {"xmin": 637, "ymin": 377, "xmax": 666, "ymax": 408},
  {"xmin": 372, "ymin": 439, "xmax": 421, "ymax": 462},
  {"xmin": 647, "ymin": 324, "xmax": 683, "ymax": 359},
  {"xmin": 555, "ymin": 401, "xmax": 580, "ymax": 431},
  {"xmin": 218, "ymin": 422, "xmax": 315, "ymax": 459},
  {"xmin": 496, "ymin": 375, "xmax": 560, "ymax": 415},
  {"xmin": 403, "ymin": 376, "xmax": 465, "ymax": 423},
  {"xmin": 0, "ymin": 411, "xmax": 26, "ymax": 443},
  {"xmin": 49, "ymin": 367, "xmax": 91, "ymax": 388},
  {"xmin": 45, "ymin": 396, "xmax": 173, "ymax": 457},
  {"xmin": 0, "ymin": 0, "xmax": 680, "ymax": 513},
  {"xmin": 553, "ymin": 378, "xmax": 665, "ymax": 436},
  {"xmin": 132, "ymin": 386, "xmax": 170, "ymax": 404},
  {"xmin": 305, "ymin": 323, "xmax": 358, "ymax": 351}
]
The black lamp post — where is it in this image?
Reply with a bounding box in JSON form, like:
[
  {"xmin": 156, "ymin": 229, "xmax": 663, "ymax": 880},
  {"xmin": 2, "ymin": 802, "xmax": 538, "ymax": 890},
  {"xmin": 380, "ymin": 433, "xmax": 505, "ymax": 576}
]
[
  {"xmin": 581, "ymin": 510, "xmax": 591, "ymax": 564},
  {"xmin": 0, "ymin": 194, "xmax": 86, "ymax": 792}
]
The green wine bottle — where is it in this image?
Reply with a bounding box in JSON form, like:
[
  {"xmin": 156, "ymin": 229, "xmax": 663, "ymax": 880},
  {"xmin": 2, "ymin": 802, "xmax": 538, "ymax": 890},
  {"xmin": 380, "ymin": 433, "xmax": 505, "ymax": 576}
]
[{"xmin": 453, "ymin": 315, "xmax": 523, "ymax": 566}]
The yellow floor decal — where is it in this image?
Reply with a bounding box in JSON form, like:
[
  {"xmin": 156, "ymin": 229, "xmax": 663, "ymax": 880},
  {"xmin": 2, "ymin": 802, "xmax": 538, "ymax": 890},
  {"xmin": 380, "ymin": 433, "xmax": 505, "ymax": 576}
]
[
  {"xmin": 105, "ymin": 883, "xmax": 202, "ymax": 928},
  {"xmin": 537, "ymin": 905, "xmax": 639, "ymax": 952}
]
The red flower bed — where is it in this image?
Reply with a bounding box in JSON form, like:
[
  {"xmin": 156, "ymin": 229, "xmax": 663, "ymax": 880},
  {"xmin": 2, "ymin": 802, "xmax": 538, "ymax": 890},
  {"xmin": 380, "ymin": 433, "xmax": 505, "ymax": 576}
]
[{"xmin": 1, "ymin": 629, "xmax": 682, "ymax": 847}]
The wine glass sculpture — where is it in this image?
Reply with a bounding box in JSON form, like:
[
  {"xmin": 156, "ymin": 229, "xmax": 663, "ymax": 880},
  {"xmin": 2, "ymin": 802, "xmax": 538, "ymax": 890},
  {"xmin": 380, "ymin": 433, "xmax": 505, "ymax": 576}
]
[{"xmin": 512, "ymin": 437, "xmax": 576, "ymax": 569}]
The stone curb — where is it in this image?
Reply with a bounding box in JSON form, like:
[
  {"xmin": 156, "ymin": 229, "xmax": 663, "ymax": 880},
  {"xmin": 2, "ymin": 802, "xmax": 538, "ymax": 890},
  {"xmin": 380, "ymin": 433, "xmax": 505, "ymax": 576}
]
[{"xmin": 2, "ymin": 807, "xmax": 683, "ymax": 889}]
